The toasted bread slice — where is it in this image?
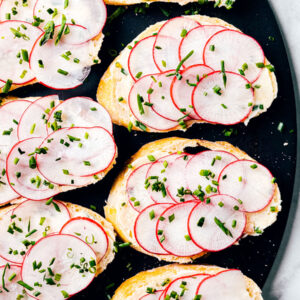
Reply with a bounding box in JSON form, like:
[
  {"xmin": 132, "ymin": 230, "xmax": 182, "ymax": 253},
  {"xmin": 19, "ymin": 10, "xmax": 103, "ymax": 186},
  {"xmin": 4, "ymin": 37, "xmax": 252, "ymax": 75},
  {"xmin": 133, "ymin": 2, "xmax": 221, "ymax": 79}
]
[
  {"xmin": 112, "ymin": 264, "xmax": 263, "ymax": 300},
  {"xmin": 97, "ymin": 15, "xmax": 277, "ymax": 132},
  {"xmin": 105, "ymin": 137, "xmax": 281, "ymax": 263}
]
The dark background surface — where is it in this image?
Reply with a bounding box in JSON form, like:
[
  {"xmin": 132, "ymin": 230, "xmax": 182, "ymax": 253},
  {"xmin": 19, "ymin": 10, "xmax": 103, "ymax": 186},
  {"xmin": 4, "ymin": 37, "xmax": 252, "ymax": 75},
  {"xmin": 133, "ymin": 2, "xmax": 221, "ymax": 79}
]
[{"xmin": 9, "ymin": 0, "xmax": 297, "ymax": 298}]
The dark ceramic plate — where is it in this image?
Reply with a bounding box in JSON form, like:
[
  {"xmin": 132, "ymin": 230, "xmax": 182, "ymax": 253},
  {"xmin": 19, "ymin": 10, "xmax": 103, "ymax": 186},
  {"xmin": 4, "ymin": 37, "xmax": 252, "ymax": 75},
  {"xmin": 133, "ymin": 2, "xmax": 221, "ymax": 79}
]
[{"xmin": 8, "ymin": 0, "xmax": 297, "ymax": 298}]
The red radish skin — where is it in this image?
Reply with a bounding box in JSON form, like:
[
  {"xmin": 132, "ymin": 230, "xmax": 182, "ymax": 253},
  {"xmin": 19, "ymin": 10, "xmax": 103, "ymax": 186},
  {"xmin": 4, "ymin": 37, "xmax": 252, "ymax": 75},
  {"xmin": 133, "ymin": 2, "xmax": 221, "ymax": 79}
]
[
  {"xmin": 187, "ymin": 194, "xmax": 246, "ymax": 252},
  {"xmin": 203, "ymin": 29, "xmax": 265, "ymax": 83},
  {"xmin": 218, "ymin": 160, "xmax": 276, "ymax": 213},
  {"xmin": 126, "ymin": 163, "xmax": 155, "ymax": 212},
  {"xmin": 192, "ymin": 71, "xmax": 254, "ymax": 125},
  {"xmin": 134, "ymin": 203, "xmax": 172, "ymax": 255},
  {"xmin": 60, "ymin": 217, "xmax": 109, "ymax": 263},
  {"xmin": 140, "ymin": 290, "xmax": 163, "ymax": 299},
  {"xmin": 128, "ymin": 36, "xmax": 160, "ymax": 81},
  {"xmin": 156, "ymin": 201, "xmax": 203, "ymax": 257}
]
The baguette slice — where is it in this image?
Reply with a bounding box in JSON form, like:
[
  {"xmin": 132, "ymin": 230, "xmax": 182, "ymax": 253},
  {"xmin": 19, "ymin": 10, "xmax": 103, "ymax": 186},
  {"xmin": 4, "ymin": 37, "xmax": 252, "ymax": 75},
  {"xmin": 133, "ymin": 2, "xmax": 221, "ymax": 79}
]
[
  {"xmin": 105, "ymin": 137, "xmax": 281, "ymax": 263},
  {"xmin": 97, "ymin": 15, "xmax": 277, "ymax": 132},
  {"xmin": 112, "ymin": 264, "xmax": 263, "ymax": 300}
]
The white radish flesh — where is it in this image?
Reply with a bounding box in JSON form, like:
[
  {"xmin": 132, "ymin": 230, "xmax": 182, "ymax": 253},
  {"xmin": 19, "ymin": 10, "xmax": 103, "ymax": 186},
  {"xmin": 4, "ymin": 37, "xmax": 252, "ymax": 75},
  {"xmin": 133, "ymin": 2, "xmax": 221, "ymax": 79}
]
[
  {"xmin": 0, "ymin": 0, "xmax": 35, "ymax": 23},
  {"xmin": 156, "ymin": 201, "xmax": 203, "ymax": 257},
  {"xmin": 188, "ymin": 195, "xmax": 246, "ymax": 252},
  {"xmin": 140, "ymin": 291, "xmax": 163, "ymax": 299},
  {"xmin": 218, "ymin": 160, "xmax": 275, "ymax": 212},
  {"xmin": 134, "ymin": 203, "xmax": 171, "ymax": 255},
  {"xmin": 192, "ymin": 71, "xmax": 254, "ymax": 125}
]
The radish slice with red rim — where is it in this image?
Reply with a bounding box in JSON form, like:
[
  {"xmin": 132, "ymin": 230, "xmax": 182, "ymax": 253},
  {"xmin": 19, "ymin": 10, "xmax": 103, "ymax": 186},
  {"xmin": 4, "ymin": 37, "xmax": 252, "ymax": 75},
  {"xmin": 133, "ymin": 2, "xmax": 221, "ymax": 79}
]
[
  {"xmin": 0, "ymin": 0, "xmax": 35, "ymax": 22},
  {"xmin": 0, "ymin": 265, "xmax": 28, "ymax": 299},
  {"xmin": 203, "ymin": 29, "xmax": 265, "ymax": 83},
  {"xmin": 179, "ymin": 25, "xmax": 227, "ymax": 67},
  {"xmin": 47, "ymin": 96, "xmax": 112, "ymax": 134},
  {"xmin": 188, "ymin": 194, "xmax": 246, "ymax": 252},
  {"xmin": 165, "ymin": 154, "xmax": 195, "ymax": 202},
  {"xmin": 140, "ymin": 290, "xmax": 163, "ymax": 299},
  {"xmin": 192, "ymin": 71, "xmax": 254, "ymax": 125},
  {"xmin": 126, "ymin": 163, "xmax": 155, "ymax": 212},
  {"xmin": 21, "ymin": 234, "xmax": 97, "ymax": 299},
  {"xmin": 196, "ymin": 269, "xmax": 251, "ymax": 299},
  {"xmin": 18, "ymin": 95, "xmax": 60, "ymax": 141},
  {"xmin": 0, "ymin": 199, "xmax": 70, "ymax": 264},
  {"xmin": 128, "ymin": 36, "xmax": 160, "ymax": 81},
  {"xmin": 218, "ymin": 160, "xmax": 275, "ymax": 212},
  {"xmin": 153, "ymin": 17, "xmax": 200, "ymax": 71},
  {"xmin": 60, "ymin": 217, "xmax": 108, "ymax": 263},
  {"xmin": 170, "ymin": 64, "xmax": 213, "ymax": 119},
  {"xmin": 29, "ymin": 25, "xmax": 96, "ymax": 90},
  {"xmin": 134, "ymin": 203, "xmax": 171, "ymax": 255},
  {"xmin": 6, "ymin": 137, "xmax": 60, "ymax": 200},
  {"xmin": 128, "ymin": 74, "xmax": 178, "ymax": 131},
  {"xmin": 185, "ymin": 150, "xmax": 237, "ymax": 199},
  {"xmin": 156, "ymin": 201, "xmax": 203, "ymax": 257},
  {"xmin": 37, "ymin": 127, "xmax": 116, "ymax": 182},
  {"xmin": 146, "ymin": 154, "xmax": 180, "ymax": 204},
  {"xmin": 160, "ymin": 274, "xmax": 209, "ymax": 300},
  {"xmin": 149, "ymin": 71, "xmax": 186, "ymax": 122},
  {"xmin": 0, "ymin": 21, "xmax": 42, "ymax": 84},
  {"xmin": 34, "ymin": 0, "xmax": 107, "ymax": 42}
]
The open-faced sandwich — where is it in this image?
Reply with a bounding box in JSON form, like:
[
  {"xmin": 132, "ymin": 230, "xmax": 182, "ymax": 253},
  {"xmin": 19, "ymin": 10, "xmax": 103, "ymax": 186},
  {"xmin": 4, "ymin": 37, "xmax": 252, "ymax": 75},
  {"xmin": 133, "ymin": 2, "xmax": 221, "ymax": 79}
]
[
  {"xmin": 0, "ymin": 0, "xmax": 107, "ymax": 92},
  {"xmin": 0, "ymin": 198, "xmax": 115, "ymax": 299},
  {"xmin": 0, "ymin": 95, "xmax": 117, "ymax": 206},
  {"xmin": 98, "ymin": 15, "xmax": 277, "ymax": 132},
  {"xmin": 105, "ymin": 137, "xmax": 281, "ymax": 263},
  {"xmin": 112, "ymin": 264, "xmax": 262, "ymax": 299}
]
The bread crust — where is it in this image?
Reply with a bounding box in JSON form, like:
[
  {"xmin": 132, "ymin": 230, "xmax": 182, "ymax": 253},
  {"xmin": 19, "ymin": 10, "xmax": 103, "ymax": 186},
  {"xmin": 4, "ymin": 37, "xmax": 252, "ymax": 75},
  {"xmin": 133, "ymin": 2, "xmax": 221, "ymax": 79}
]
[
  {"xmin": 112, "ymin": 264, "xmax": 263, "ymax": 300},
  {"xmin": 105, "ymin": 137, "xmax": 281, "ymax": 263},
  {"xmin": 97, "ymin": 15, "xmax": 278, "ymax": 132}
]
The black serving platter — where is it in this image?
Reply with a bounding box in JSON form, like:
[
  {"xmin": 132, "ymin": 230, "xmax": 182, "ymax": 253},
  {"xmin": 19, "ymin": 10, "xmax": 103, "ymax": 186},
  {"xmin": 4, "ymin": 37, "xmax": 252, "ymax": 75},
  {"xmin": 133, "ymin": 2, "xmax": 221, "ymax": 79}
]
[{"xmin": 8, "ymin": 0, "xmax": 297, "ymax": 298}]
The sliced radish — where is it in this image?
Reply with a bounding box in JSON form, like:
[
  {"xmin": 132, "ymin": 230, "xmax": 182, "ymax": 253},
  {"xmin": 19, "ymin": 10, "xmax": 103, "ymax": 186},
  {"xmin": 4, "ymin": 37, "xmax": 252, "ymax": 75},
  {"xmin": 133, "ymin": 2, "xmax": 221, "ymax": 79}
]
[
  {"xmin": 128, "ymin": 74, "xmax": 178, "ymax": 131},
  {"xmin": 29, "ymin": 25, "xmax": 95, "ymax": 90},
  {"xmin": 0, "ymin": 199, "xmax": 70, "ymax": 264},
  {"xmin": 165, "ymin": 154, "xmax": 195, "ymax": 202},
  {"xmin": 134, "ymin": 203, "xmax": 171, "ymax": 255},
  {"xmin": 149, "ymin": 71, "xmax": 185, "ymax": 122},
  {"xmin": 0, "ymin": 0, "xmax": 35, "ymax": 22},
  {"xmin": 146, "ymin": 154, "xmax": 180, "ymax": 204},
  {"xmin": 161, "ymin": 274, "xmax": 209, "ymax": 300},
  {"xmin": 185, "ymin": 150, "xmax": 237, "ymax": 198},
  {"xmin": 156, "ymin": 201, "xmax": 203, "ymax": 257},
  {"xmin": 0, "ymin": 100, "xmax": 31, "ymax": 155},
  {"xmin": 196, "ymin": 270, "xmax": 251, "ymax": 299},
  {"xmin": 128, "ymin": 36, "xmax": 160, "ymax": 81},
  {"xmin": 18, "ymin": 95, "xmax": 60, "ymax": 141},
  {"xmin": 170, "ymin": 64, "xmax": 213, "ymax": 119},
  {"xmin": 179, "ymin": 25, "xmax": 226, "ymax": 67},
  {"xmin": 60, "ymin": 217, "xmax": 108, "ymax": 263},
  {"xmin": 34, "ymin": 0, "xmax": 106, "ymax": 42},
  {"xmin": 140, "ymin": 290, "xmax": 163, "ymax": 299},
  {"xmin": 37, "ymin": 127, "xmax": 116, "ymax": 184},
  {"xmin": 192, "ymin": 71, "xmax": 254, "ymax": 125},
  {"xmin": 47, "ymin": 96, "xmax": 112, "ymax": 134},
  {"xmin": 153, "ymin": 17, "xmax": 200, "ymax": 71},
  {"xmin": 6, "ymin": 137, "xmax": 60, "ymax": 200},
  {"xmin": 21, "ymin": 234, "xmax": 97, "ymax": 299},
  {"xmin": 188, "ymin": 195, "xmax": 246, "ymax": 252},
  {"xmin": 218, "ymin": 160, "xmax": 275, "ymax": 212},
  {"xmin": 126, "ymin": 163, "xmax": 155, "ymax": 212},
  {"xmin": 0, "ymin": 265, "xmax": 28, "ymax": 299},
  {"xmin": 0, "ymin": 21, "xmax": 42, "ymax": 84},
  {"xmin": 204, "ymin": 29, "xmax": 265, "ymax": 83}
]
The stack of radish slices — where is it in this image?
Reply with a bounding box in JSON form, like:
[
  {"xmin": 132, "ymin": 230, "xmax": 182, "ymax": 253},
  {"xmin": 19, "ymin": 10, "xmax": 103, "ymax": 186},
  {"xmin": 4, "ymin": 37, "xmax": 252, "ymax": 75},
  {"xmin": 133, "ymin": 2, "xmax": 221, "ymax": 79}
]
[
  {"xmin": 127, "ymin": 151, "xmax": 276, "ymax": 256},
  {"xmin": 0, "ymin": 96, "xmax": 116, "ymax": 205},
  {"xmin": 128, "ymin": 17, "xmax": 270, "ymax": 130},
  {"xmin": 139, "ymin": 269, "xmax": 251, "ymax": 299},
  {"xmin": 0, "ymin": 199, "xmax": 110, "ymax": 299},
  {"xmin": 0, "ymin": 0, "xmax": 106, "ymax": 91}
]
